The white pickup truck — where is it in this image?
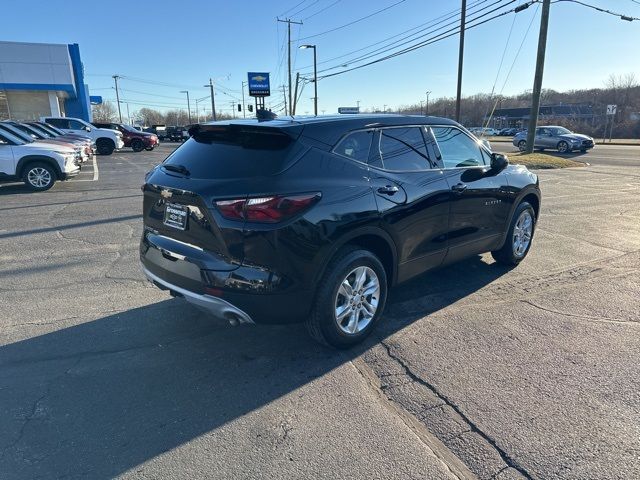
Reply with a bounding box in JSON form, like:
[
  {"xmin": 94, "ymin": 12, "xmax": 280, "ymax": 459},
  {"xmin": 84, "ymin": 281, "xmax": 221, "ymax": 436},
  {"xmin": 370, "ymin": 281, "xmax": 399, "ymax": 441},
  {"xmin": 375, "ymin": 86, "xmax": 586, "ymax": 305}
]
[
  {"xmin": 0, "ymin": 128, "xmax": 80, "ymax": 191},
  {"xmin": 41, "ymin": 116, "xmax": 124, "ymax": 155}
]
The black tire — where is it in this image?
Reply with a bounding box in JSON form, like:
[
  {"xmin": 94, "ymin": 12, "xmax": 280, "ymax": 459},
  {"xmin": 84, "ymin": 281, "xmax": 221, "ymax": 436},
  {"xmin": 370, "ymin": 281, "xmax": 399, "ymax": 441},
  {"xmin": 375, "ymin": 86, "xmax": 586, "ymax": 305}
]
[
  {"xmin": 131, "ymin": 139, "xmax": 144, "ymax": 152},
  {"xmin": 145, "ymin": 147, "xmax": 154, "ymax": 151},
  {"xmin": 96, "ymin": 138, "xmax": 115, "ymax": 155},
  {"xmin": 22, "ymin": 162, "xmax": 57, "ymax": 191},
  {"xmin": 517, "ymin": 140, "xmax": 527, "ymax": 152},
  {"xmin": 491, "ymin": 201, "xmax": 536, "ymax": 266},
  {"xmin": 306, "ymin": 247, "xmax": 388, "ymax": 349},
  {"xmin": 557, "ymin": 141, "xmax": 569, "ymax": 153}
]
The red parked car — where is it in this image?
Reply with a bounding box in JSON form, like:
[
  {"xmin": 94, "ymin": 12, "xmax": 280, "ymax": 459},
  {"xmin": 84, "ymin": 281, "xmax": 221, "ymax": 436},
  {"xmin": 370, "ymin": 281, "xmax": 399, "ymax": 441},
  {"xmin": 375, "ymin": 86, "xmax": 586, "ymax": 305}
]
[{"xmin": 92, "ymin": 122, "xmax": 159, "ymax": 152}]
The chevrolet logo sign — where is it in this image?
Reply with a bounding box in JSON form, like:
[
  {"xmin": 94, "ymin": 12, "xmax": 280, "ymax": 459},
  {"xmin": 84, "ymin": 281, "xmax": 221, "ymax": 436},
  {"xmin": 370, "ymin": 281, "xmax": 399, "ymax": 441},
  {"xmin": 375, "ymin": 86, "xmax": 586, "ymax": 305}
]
[
  {"xmin": 160, "ymin": 189, "xmax": 172, "ymax": 199},
  {"xmin": 252, "ymin": 75, "xmax": 267, "ymax": 82}
]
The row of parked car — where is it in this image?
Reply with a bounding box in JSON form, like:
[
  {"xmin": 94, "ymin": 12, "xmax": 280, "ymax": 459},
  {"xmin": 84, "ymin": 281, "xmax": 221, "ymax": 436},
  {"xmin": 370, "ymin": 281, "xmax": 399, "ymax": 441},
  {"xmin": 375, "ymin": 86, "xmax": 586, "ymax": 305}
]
[
  {"xmin": 0, "ymin": 119, "xmax": 93, "ymax": 191},
  {"xmin": 144, "ymin": 125, "xmax": 190, "ymax": 142},
  {"xmin": 468, "ymin": 127, "xmax": 524, "ymax": 137},
  {"xmin": 0, "ymin": 115, "xmax": 162, "ymax": 192}
]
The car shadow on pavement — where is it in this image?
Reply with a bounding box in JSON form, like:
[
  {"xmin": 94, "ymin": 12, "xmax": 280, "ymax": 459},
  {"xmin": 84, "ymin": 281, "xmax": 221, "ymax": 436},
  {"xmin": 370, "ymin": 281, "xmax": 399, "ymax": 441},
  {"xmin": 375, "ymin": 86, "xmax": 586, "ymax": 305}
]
[{"xmin": 0, "ymin": 255, "xmax": 510, "ymax": 479}]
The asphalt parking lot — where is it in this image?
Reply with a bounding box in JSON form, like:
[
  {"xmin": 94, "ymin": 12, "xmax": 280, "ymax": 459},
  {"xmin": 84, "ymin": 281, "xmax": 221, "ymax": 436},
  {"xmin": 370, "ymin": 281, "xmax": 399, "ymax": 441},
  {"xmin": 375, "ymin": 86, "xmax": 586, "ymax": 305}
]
[{"xmin": 1, "ymin": 142, "xmax": 638, "ymax": 479}]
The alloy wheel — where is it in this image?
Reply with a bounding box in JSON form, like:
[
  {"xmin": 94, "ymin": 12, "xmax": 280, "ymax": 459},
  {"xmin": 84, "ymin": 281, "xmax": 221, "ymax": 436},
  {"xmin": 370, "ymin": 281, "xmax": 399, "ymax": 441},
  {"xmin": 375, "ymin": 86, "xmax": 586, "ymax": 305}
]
[
  {"xmin": 513, "ymin": 210, "xmax": 533, "ymax": 257},
  {"xmin": 334, "ymin": 266, "xmax": 380, "ymax": 335},
  {"xmin": 27, "ymin": 167, "xmax": 52, "ymax": 189}
]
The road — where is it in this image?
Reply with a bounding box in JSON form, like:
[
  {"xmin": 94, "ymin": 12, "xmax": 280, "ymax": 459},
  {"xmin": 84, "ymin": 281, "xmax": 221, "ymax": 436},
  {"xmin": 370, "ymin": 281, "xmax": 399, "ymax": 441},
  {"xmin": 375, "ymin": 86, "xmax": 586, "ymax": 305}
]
[
  {"xmin": 1, "ymin": 142, "xmax": 638, "ymax": 479},
  {"xmin": 494, "ymin": 141, "xmax": 640, "ymax": 167}
]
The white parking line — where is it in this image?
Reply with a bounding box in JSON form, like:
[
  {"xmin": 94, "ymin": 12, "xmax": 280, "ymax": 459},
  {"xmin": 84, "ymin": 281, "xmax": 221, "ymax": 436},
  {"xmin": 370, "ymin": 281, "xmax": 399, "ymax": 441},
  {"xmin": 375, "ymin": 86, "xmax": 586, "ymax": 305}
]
[{"xmin": 74, "ymin": 155, "xmax": 99, "ymax": 182}]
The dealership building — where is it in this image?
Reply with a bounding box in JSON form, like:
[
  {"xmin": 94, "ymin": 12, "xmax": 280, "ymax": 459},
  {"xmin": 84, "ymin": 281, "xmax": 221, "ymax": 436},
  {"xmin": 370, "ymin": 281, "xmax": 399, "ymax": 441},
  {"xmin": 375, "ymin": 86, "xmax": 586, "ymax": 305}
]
[{"xmin": 0, "ymin": 41, "xmax": 93, "ymax": 122}]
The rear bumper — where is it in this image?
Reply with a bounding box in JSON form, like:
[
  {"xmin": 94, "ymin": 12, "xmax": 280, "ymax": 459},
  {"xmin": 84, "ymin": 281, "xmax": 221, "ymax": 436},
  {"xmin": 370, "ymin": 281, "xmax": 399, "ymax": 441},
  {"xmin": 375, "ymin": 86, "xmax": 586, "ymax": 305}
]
[
  {"xmin": 139, "ymin": 231, "xmax": 313, "ymax": 323},
  {"xmin": 142, "ymin": 266, "xmax": 254, "ymax": 325}
]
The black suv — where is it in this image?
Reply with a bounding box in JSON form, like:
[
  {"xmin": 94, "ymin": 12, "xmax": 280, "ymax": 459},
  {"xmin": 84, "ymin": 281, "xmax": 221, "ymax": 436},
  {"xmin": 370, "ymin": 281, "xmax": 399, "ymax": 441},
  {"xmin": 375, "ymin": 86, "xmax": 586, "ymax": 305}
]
[{"xmin": 140, "ymin": 115, "xmax": 541, "ymax": 348}]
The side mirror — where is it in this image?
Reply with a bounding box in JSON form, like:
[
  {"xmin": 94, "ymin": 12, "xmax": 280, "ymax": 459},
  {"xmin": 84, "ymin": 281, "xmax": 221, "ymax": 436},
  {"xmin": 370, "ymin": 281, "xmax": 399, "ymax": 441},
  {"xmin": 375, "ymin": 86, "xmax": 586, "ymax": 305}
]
[
  {"xmin": 490, "ymin": 153, "xmax": 509, "ymax": 171},
  {"xmin": 84, "ymin": 126, "xmax": 91, "ymax": 132}
]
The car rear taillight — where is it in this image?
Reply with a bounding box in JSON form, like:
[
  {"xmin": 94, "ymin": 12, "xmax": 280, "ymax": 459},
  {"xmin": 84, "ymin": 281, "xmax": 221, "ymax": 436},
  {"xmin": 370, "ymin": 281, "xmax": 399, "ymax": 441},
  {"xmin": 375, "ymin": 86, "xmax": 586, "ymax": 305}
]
[{"xmin": 215, "ymin": 193, "xmax": 320, "ymax": 223}]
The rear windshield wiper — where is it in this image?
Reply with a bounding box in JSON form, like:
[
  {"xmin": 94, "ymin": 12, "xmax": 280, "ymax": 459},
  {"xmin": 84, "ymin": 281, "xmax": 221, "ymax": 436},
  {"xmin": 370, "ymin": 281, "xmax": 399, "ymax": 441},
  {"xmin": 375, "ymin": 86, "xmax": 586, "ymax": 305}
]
[{"xmin": 162, "ymin": 164, "xmax": 190, "ymax": 176}]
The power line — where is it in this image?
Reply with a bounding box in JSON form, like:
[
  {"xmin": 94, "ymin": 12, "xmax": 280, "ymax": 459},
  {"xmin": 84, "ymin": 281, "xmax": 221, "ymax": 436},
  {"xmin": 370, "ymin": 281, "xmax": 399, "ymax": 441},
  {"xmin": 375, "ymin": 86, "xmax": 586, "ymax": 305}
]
[
  {"xmin": 295, "ymin": 0, "xmax": 490, "ymax": 73},
  {"xmin": 119, "ymin": 88, "xmax": 187, "ymax": 100},
  {"xmin": 279, "ymin": 0, "xmax": 308, "ymax": 17},
  {"xmin": 551, "ymin": 0, "xmax": 639, "ymax": 20},
  {"xmin": 312, "ymin": 0, "xmax": 509, "ymax": 76},
  {"xmin": 303, "ymin": 0, "xmax": 342, "ymax": 20},
  {"xmin": 483, "ymin": 2, "xmax": 540, "ymax": 128},
  {"xmin": 315, "ymin": 0, "xmax": 518, "ymax": 78},
  {"xmin": 289, "ymin": 0, "xmax": 321, "ymax": 17},
  {"xmin": 317, "ymin": 1, "xmax": 530, "ymax": 80},
  {"xmin": 298, "ymin": 0, "xmax": 407, "ymax": 40}
]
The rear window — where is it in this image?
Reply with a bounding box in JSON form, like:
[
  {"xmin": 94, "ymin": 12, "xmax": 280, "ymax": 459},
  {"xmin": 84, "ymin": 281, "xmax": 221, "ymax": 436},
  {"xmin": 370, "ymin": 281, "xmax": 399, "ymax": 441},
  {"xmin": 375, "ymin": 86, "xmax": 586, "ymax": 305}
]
[{"xmin": 163, "ymin": 126, "xmax": 303, "ymax": 179}]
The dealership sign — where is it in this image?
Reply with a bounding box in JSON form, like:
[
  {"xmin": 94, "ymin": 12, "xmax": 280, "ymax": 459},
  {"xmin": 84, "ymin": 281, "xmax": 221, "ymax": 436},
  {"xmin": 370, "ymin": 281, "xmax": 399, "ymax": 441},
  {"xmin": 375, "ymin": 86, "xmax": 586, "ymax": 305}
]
[
  {"xmin": 248, "ymin": 72, "xmax": 270, "ymax": 97},
  {"xmin": 338, "ymin": 107, "xmax": 360, "ymax": 114}
]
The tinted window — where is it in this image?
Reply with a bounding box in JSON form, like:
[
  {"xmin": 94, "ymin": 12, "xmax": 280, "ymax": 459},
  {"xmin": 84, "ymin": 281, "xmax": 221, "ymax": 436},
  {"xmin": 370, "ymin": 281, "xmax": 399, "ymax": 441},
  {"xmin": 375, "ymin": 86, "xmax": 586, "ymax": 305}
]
[
  {"xmin": 68, "ymin": 120, "xmax": 86, "ymax": 130},
  {"xmin": 0, "ymin": 124, "xmax": 33, "ymax": 143},
  {"xmin": 333, "ymin": 130, "xmax": 372, "ymax": 162},
  {"xmin": 0, "ymin": 130, "xmax": 25, "ymax": 145},
  {"xmin": 163, "ymin": 126, "xmax": 303, "ymax": 180},
  {"xmin": 36, "ymin": 123, "xmax": 63, "ymax": 135},
  {"xmin": 432, "ymin": 127, "xmax": 486, "ymax": 168},
  {"xmin": 46, "ymin": 118, "xmax": 70, "ymax": 129},
  {"xmin": 379, "ymin": 127, "xmax": 432, "ymax": 171}
]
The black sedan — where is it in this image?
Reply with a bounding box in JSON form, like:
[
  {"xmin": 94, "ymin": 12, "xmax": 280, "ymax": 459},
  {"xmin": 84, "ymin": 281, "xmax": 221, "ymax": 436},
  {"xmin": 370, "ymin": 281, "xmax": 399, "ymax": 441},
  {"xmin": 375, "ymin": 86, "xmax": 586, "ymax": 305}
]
[{"xmin": 140, "ymin": 115, "xmax": 541, "ymax": 348}]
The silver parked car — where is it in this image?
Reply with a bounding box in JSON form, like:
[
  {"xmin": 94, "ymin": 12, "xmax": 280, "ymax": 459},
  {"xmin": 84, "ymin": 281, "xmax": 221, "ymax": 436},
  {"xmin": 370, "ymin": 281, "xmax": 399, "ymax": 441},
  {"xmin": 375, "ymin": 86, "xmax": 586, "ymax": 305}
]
[{"xmin": 513, "ymin": 126, "xmax": 595, "ymax": 153}]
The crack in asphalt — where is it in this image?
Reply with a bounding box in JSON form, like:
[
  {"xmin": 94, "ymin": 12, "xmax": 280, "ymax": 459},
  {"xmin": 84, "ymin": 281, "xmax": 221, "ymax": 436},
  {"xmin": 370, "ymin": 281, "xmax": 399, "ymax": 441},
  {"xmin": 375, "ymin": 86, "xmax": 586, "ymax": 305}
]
[
  {"xmin": 1, "ymin": 357, "xmax": 81, "ymax": 460},
  {"xmin": 521, "ymin": 300, "xmax": 639, "ymax": 325},
  {"xmin": 380, "ymin": 341, "xmax": 533, "ymax": 480}
]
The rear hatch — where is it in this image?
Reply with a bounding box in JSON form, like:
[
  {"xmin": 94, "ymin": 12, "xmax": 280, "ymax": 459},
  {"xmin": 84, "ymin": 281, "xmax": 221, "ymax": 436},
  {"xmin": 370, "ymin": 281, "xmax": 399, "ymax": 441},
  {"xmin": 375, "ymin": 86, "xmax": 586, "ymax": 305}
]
[{"xmin": 142, "ymin": 122, "xmax": 306, "ymax": 267}]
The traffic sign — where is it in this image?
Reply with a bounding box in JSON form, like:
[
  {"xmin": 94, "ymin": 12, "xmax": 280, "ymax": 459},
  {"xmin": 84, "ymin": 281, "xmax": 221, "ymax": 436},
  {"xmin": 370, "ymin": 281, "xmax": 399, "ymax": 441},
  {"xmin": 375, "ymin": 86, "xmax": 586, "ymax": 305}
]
[
  {"xmin": 338, "ymin": 107, "xmax": 360, "ymax": 114},
  {"xmin": 607, "ymin": 104, "xmax": 617, "ymax": 115},
  {"xmin": 248, "ymin": 72, "xmax": 270, "ymax": 97}
]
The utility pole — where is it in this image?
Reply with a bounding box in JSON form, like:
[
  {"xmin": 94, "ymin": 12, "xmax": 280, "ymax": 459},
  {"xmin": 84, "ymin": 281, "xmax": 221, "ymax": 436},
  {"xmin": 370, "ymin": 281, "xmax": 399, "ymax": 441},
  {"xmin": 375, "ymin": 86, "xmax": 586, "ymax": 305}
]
[
  {"xmin": 525, "ymin": 0, "xmax": 551, "ymax": 154},
  {"xmin": 292, "ymin": 72, "xmax": 300, "ymax": 115},
  {"xmin": 277, "ymin": 18, "xmax": 303, "ymax": 117},
  {"xmin": 205, "ymin": 79, "xmax": 217, "ymax": 121},
  {"xmin": 426, "ymin": 91, "xmax": 431, "ymax": 115},
  {"xmin": 281, "ymin": 85, "xmax": 288, "ymax": 116},
  {"xmin": 112, "ymin": 75, "xmax": 122, "ymax": 123},
  {"xmin": 126, "ymin": 103, "xmax": 131, "ymax": 125},
  {"xmin": 455, "ymin": 0, "xmax": 466, "ymax": 122}
]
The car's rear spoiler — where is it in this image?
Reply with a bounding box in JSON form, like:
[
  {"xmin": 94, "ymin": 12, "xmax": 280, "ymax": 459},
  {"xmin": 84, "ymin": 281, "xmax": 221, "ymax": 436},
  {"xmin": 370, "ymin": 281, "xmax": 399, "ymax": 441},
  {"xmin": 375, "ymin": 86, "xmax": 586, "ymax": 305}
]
[{"xmin": 188, "ymin": 123, "xmax": 305, "ymax": 142}]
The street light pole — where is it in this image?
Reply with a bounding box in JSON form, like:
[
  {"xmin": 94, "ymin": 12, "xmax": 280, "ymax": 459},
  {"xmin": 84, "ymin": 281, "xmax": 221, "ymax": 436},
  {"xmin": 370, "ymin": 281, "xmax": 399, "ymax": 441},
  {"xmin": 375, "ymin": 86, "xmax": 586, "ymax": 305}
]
[
  {"xmin": 241, "ymin": 81, "xmax": 247, "ymax": 118},
  {"xmin": 426, "ymin": 91, "xmax": 431, "ymax": 115},
  {"xmin": 299, "ymin": 44, "xmax": 318, "ymax": 116},
  {"xmin": 180, "ymin": 91, "xmax": 191, "ymax": 124}
]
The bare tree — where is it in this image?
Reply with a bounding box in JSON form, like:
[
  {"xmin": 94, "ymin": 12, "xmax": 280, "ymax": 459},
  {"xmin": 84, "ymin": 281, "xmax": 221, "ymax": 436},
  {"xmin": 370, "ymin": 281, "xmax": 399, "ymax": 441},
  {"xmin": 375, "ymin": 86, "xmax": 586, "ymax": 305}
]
[
  {"xmin": 91, "ymin": 101, "xmax": 118, "ymax": 122},
  {"xmin": 138, "ymin": 108, "xmax": 165, "ymax": 126}
]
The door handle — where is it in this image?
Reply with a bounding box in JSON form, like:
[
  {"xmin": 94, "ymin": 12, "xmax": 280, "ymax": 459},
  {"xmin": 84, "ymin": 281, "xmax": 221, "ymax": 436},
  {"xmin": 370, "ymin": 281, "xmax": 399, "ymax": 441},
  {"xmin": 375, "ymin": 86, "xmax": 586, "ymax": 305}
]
[
  {"xmin": 377, "ymin": 185, "xmax": 399, "ymax": 195},
  {"xmin": 451, "ymin": 183, "xmax": 468, "ymax": 193}
]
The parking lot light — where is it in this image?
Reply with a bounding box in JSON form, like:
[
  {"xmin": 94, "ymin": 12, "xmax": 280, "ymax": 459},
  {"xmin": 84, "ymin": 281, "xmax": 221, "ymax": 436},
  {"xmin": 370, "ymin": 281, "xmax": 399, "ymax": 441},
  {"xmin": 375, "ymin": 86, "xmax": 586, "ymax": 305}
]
[
  {"xmin": 299, "ymin": 44, "xmax": 318, "ymax": 116},
  {"xmin": 180, "ymin": 90, "xmax": 192, "ymax": 124}
]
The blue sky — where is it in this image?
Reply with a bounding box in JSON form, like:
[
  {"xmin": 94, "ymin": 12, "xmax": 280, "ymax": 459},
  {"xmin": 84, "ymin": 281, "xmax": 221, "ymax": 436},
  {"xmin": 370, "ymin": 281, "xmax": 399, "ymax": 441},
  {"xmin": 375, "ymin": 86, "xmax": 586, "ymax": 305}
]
[{"xmin": 3, "ymin": 0, "xmax": 639, "ymax": 116}]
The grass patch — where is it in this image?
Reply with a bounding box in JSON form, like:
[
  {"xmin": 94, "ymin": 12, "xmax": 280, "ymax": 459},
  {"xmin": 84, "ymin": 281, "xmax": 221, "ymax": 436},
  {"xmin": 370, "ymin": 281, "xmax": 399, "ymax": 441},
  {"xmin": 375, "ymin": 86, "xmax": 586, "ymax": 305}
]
[{"xmin": 505, "ymin": 152, "xmax": 585, "ymax": 169}]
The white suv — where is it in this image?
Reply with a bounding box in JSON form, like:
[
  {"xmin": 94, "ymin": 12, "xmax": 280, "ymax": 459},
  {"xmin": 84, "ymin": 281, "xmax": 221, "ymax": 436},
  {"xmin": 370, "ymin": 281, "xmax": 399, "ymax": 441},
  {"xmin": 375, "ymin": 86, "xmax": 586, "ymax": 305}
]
[
  {"xmin": 42, "ymin": 116, "xmax": 124, "ymax": 155},
  {"xmin": 0, "ymin": 129, "xmax": 80, "ymax": 191}
]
